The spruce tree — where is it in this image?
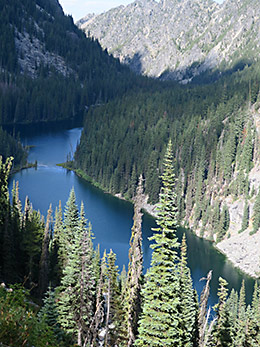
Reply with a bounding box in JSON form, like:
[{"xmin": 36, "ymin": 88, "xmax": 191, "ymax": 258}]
[{"xmin": 135, "ymin": 140, "xmax": 181, "ymax": 347}]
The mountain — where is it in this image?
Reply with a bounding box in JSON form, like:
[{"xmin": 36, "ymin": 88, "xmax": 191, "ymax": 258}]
[
  {"xmin": 73, "ymin": 56, "xmax": 260, "ymax": 277},
  {"xmin": 0, "ymin": 0, "xmax": 141, "ymax": 124},
  {"xmin": 79, "ymin": 0, "xmax": 260, "ymax": 82}
]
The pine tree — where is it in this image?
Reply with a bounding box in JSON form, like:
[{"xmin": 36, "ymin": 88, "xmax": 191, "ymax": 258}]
[
  {"xmin": 104, "ymin": 249, "xmax": 122, "ymax": 347},
  {"xmin": 233, "ymin": 281, "xmax": 247, "ymax": 347},
  {"xmin": 216, "ymin": 205, "xmax": 230, "ymax": 242},
  {"xmin": 135, "ymin": 140, "xmax": 181, "ymax": 347},
  {"xmin": 62, "ymin": 187, "xmax": 79, "ymax": 264},
  {"xmin": 38, "ymin": 287, "xmax": 66, "ymax": 342},
  {"xmin": 79, "ymin": 207, "xmax": 96, "ymax": 346},
  {"xmin": 52, "ymin": 200, "xmax": 64, "ymax": 283},
  {"xmin": 123, "ymin": 175, "xmax": 144, "ymax": 346},
  {"xmin": 239, "ymin": 200, "xmax": 249, "ymax": 233},
  {"xmin": 58, "ymin": 195, "xmax": 96, "ymax": 346},
  {"xmin": 210, "ymin": 277, "xmax": 232, "ymax": 346},
  {"xmin": 22, "ymin": 201, "xmax": 45, "ymax": 287},
  {"xmin": 246, "ymin": 282, "xmax": 260, "ymax": 346},
  {"xmin": 225, "ymin": 289, "xmax": 238, "ymax": 344},
  {"xmin": 179, "ymin": 234, "xmax": 198, "ymax": 346},
  {"xmin": 38, "ymin": 204, "xmax": 52, "ymax": 299}
]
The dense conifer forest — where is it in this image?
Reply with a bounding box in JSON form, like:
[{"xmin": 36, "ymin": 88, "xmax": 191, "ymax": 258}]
[
  {"xmin": 1, "ymin": 150, "xmax": 260, "ymax": 346},
  {"xmin": 0, "ymin": 0, "xmax": 154, "ymax": 125},
  {"xmin": 1, "ymin": 0, "xmax": 260, "ymax": 344},
  {"xmin": 74, "ymin": 61, "xmax": 260, "ymax": 242}
]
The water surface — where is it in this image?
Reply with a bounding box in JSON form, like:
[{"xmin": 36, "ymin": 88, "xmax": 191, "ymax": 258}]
[{"xmin": 9, "ymin": 124, "xmax": 256, "ymax": 309}]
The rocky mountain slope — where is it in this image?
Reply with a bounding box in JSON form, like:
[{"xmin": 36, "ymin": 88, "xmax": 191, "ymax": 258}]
[
  {"xmin": 79, "ymin": 0, "xmax": 260, "ymax": 82},
  {"xmin": 0, "ymin": 0, "xmax": 138, "ymax": 124}
]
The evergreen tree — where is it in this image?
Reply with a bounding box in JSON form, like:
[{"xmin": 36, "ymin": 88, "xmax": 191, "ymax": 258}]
[
  {"xmin": 233, "ymin": 281, "xmax": 247, "ymax": 347},
  {"xmin": 123, "ymin": 175, "xmax": 144, "ymax": 346},
  {"xmin": 252, "ymin": 189, "xmax": 260, "ymax": 234},
  {"xmin": 51, "ymin": 200, "xmax": 63, "ymax": 285},
  {"xmin": 209, "ymin": 277, "xmax": 232, "ymax": 346},
  {"xmin": 38, "ymin": 204, "xmax": 52, "ymax": 299},
  {"xmin": 104, "ymin": 249, "xmax": 122, "ymax": 347},
  {"xmin": 135, "ymin": 140, "xmax": 182, "ymax": 347},
  {"xmin": 246, "ymin": 282, "xmax": 260, "ymax": 346},
  {"xmin": 179, "ymin": 234, "xmax": 198, "ymax": 346},
  {"xmin": 216, "ymin": 205, "xmax": 230, "ymax": 243},
  {"xmin": 58, "ymin": 195, "xmax": 95, "ymax": 346},
  {"xmin": 0, "ymin": 156, "xmax": 13, "ymax": 282},
  {"xmin": 21, "ymin": 201, "xmax": 45, "ymax": 287}
]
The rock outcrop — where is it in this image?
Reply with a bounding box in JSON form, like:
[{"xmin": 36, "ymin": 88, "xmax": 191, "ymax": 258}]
[{"xmin": 78, "ymin": 0, "xmax": 260, "ymax": 82}]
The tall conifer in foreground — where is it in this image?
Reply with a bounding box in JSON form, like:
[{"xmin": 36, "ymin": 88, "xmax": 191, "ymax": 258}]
[
  {"xmin": 179, "ymin": 234, "xmax": 198, "ymax": 346},
  {"xmin": 123, "ymin": 175, "xmax": 144, "ymax": 346},
  {"xmin": 58, "ymin": 193, "xmax": 96, "ymax": 346},
  {"xmin": 135, "ymin": 140, "xmax": 181, "ymax": 347}
]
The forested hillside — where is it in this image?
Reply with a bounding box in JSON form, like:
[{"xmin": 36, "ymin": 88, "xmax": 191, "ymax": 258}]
[
  {"xmin": 74, "ymin": 61, "xmax": 260, "ymax": 276},
  {"xmin": 0, "ymin": 0, "xmax": 146, "ymax": 124},
  {"xmin": 0, "ymin": 127, "xmax": 28, "ymax": 168},
  {"xmin": 1, "ymin": 153, "xmax": 260, "ymax": 346}
]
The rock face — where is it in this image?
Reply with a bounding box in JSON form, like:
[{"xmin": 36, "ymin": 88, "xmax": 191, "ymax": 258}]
[
  {"xmin": 217, "ymin": 230, "xmax": 260, "ymax": 278},
  {"xmin": 78, "ymin": 0, "xmax": 260, "ymax": 81}
]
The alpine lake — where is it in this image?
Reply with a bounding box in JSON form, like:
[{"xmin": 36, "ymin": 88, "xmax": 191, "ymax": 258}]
[{"xmin": 7, "ymin": 122, "xmax": 256, "ymax": 310}]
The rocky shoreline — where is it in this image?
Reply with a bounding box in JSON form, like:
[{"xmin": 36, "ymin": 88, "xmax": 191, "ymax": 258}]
[
  {"xmin": 139, "ymin": 196, "xmax": 260, "ymax": 279},
  {"xmin": 216, "ymin": 230, "xmax": 260, "ymax": 279},
  {"xmin": 63, "ymin": 164, "xmax": 259, "ymax": 280}
]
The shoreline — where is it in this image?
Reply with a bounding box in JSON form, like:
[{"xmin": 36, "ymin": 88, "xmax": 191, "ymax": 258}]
[{"xmin": 59, "ymin": 162, "xmax": 259, "ymax": 280}]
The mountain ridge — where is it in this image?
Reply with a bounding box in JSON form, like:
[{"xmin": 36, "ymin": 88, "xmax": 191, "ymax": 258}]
[{"xmin": 78, "ymin": 0, "xmax": 260, "ymax": 82}]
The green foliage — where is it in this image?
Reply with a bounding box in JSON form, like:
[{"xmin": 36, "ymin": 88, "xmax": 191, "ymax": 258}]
[
  {"xmin": 0, "ymin": 284, "xmax": 60, "ymax": 346},
  {"xmin": 0, "ymin": 127, "xmax": 27, "ymax": 168},
  {"xmin": 135, "ymin": 141, "xmax": 197, "ymax": 347},
  {"xmin": 216, "ymin": 204, "xmax": 230, "ymax": 243},
  {"xmin": 122, "ymin": 175, "xmax": 144, "ymax": 345},
  {"xmin": 252, "ymin": 188, "xmax": 260, "ymax": 234},
  {"xmin": 0, "ymin": 0, "xmax": 149, "ymax": 125}
]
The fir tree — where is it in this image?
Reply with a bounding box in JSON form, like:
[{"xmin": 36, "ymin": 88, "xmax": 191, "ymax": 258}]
[
  {"xmin": 135, "ymin": 140, "xmax": 181, "ymax": 347},
  {"xmin": 179, "ymin": 234, "xmax": 198, "ymax": 346},
  {"xmin": 104, "ymin": 249, "xmax": 122, "ymax": 347}
]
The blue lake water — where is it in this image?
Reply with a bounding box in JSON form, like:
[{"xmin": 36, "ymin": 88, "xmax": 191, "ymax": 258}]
[{"xmin": 8, "ymin": 124, "xmax": 256, "ymax": 310}]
